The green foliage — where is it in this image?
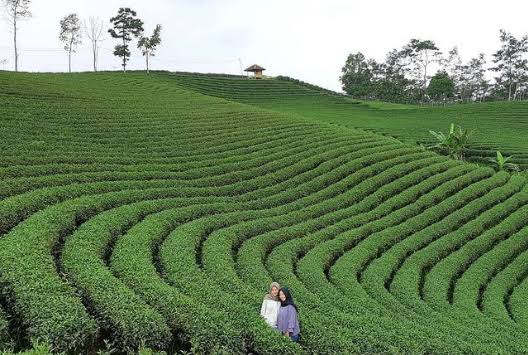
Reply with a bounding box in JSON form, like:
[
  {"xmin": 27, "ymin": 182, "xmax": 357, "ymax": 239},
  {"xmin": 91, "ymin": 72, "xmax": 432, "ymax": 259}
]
[
  {"xmin": 429, "ymin": 123, "xmax": 472, "ymax": 160},
  {"xmin": 340, "ymin": 52, "xmax": 372, "ymax": 98},
  {"xmin": 58, "ymin": 13, "xmax": 82, "ymax": 73},
  {"xmin": 137, "ymin": 24, "xmax": 162, "ymax": 73},
  {"xmin": 427, "ymin": 71, "xmax": 454, "ymax": 102},
  {"xmin": 108, "ymin": 8, "xmax": 144, "ymax": 71},
  {"xmin": 0, "ymin": 309, "xmax": 10, "ymax": 352},
  {"xmin": 488, "ymin": 151, "xmax": 520, "ymax": 172},
  {"xmin": 339, "ymin": 31, "xmax": 528, "ymax": 103},
  {"xmin": 491, "ymin": 29, "xmax": 528, "ymax": 101}
]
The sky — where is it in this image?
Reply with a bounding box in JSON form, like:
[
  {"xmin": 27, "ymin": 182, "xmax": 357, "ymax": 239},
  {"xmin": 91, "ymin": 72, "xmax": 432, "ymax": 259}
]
[{"xmin": 0, "ymin": 0, "xmax": 527, "ymax": 91}]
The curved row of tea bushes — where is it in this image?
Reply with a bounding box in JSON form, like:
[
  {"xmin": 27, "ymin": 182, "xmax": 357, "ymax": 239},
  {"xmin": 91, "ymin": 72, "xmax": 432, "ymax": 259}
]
[
  {"xmin": 263, "ymin": 169, "xmax": 502, "ymax": 353},
  {"xmin": 156, "ymin": 151, "xmax": 450, "ymax": 353},
  {"xmin": 58, "ymin": 136, "xmax": 397, "ymax": 352},
  {"xmin": 162, "ymin": 163, "xmax": 482, "ymax": 352},
  {"xmin": 480, "ymin": 243, "xmax": 528, "ymax": 323}
]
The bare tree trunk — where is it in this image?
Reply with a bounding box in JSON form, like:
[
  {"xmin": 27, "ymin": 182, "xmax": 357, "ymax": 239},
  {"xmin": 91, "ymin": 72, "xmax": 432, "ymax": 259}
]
[
  {"xmin": 92, "ymin": 41, "xmax": 97, "ymax": 72},
  {"xmin": 69, "ymin": 38, "xmax": 73, "ymax": 73},
  {"xmin": 423, "ymin": 50, "xmax": 429, "ymax": 92},
  {"xmin": 508, "ymin": 81, "xmax": 512, "ymax": 101},
  {"xmin": 146, "ymin": 52, "xmax": 149, "ymax": 74},
  {"xmin": 122, "ymin": 36, "xmax": 126, "ymax": 72},
  {"xmin": 13, "ymin": 18, "xmax": 18, "ymax": 72},
  {"xmin": 86, "ymin": 17, "xmax": 104, "ymax": 72}
]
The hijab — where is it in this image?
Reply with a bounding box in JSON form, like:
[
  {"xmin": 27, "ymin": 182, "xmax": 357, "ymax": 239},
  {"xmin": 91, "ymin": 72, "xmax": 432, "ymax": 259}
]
[
  {"xmin": 279, "ymin": 287, "xmax": 298, "ymax": 311},
  {"xmin": 264, "ymin": 281, "xmax": 281, "ymax": 301}
]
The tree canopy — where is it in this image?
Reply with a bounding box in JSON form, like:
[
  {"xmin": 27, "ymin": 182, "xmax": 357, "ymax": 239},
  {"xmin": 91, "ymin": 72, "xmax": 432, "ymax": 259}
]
[
  {"xmin": 341, "ymin": 31, "xmax": 528, "ymax": 104},
  {"xmin": 108, "ymin": 7, "xmax": 144, "ymax": 72},
  {"xmin": 427, "ymin": 71, "xmax": 454, "ymax": 101},
  {"xmin": 59, "ymin": 13, "xmax": 82, "ymax": 73},
  {"xmin": 137, "ymin": 24, "xmax": 162, "ymax": 74}
]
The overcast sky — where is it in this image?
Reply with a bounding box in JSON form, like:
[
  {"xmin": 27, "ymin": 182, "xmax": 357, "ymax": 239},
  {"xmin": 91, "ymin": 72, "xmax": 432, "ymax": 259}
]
[{"xmin": 1, "ymin": 0, "xmax": 527, "ymax": 91}]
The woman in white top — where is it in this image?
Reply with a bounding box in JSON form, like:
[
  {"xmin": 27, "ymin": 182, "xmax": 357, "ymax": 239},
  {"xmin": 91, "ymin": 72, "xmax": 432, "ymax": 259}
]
[{"xmin": 260, "ymin": 281, "xmax": 281, "ymax": 329}]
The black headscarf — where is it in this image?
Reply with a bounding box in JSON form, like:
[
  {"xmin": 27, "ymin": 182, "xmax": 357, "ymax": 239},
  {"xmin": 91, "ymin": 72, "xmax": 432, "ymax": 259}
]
[{"xmin": 279, "ymin": 287, "xmax": 298, "ymax": 311}]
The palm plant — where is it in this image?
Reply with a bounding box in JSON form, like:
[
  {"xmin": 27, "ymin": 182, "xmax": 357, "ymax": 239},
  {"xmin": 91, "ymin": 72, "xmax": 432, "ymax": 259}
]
[
  {"xmin": 488, "ymin": 151, "xmax": 520, "ymax": 172},
  {"xmin": 429, "ymin": 123, "xmax": 472, "ymax": 160}
]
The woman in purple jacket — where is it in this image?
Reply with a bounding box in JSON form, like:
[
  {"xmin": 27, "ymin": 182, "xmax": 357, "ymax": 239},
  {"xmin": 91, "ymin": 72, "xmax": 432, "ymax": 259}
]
[{"xmin": 277, "ymin": 288, "xmax": 301, "ymax": 342}]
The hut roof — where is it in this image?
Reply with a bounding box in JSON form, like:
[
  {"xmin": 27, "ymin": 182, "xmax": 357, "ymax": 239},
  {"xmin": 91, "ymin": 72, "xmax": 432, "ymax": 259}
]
[{"xmin": 244, "ymin": 64, "xmax": 266, "ymax": 72}]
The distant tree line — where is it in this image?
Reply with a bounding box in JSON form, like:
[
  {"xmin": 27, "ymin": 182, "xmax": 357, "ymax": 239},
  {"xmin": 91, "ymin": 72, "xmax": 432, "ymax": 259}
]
[
  {"xmin": 1, "ymin": 1, "xmax": 162, "ymax": 73},
  {"xmin": 341, "ymin": 31, "xmax": 528, "ymax": 104}
]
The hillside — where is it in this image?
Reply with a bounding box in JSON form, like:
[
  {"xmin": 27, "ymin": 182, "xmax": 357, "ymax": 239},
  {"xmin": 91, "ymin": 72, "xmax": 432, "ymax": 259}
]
[
  {"xmin": 161, "ymin": 71, "xmax": 528, "ymax": 170},
  {"xmin": 1, "ymin": 71, "xmax": 528, "ymax": 354}
]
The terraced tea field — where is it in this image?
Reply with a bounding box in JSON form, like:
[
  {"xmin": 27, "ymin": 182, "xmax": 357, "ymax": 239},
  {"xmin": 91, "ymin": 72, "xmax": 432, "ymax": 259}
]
[
  {"xmin": 1, "ymin": 71, "xmax": 528, "ymax": 354},
  {"xmin": 163, "ymin": 72, "xmax": 528, "ymax": 170}
]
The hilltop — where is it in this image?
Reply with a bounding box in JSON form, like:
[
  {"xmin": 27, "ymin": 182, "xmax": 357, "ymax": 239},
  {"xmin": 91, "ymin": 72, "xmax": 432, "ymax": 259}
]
[{"xmin": 156, "ymin": 71, "xmax": 528, "ymax": 170}]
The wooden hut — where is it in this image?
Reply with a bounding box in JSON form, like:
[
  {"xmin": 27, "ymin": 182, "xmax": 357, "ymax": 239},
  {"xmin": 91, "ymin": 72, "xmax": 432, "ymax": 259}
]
[{"xmin": 244, "ymin": 64, "xmax": 266, "ymax": 79}]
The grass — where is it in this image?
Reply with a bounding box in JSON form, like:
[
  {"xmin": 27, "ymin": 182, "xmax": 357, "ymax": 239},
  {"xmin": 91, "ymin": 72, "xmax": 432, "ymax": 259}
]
[{"xmin": 1, "ymin": 70, "xmax": 528, "ymax": 354}]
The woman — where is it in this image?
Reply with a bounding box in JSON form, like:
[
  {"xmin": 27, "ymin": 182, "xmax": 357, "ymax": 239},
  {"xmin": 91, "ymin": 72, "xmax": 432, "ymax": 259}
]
[
  {"xmin": 260, "ymin": 282, "xmax": 281, "ymax": 329},
  {"xmin": 277, "ymin": 287, "xmax": 300, "ymax": 342}
]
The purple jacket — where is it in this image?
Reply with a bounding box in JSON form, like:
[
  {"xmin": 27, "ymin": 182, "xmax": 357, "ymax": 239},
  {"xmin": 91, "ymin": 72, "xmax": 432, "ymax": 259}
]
[{"xmin": 277, "ymin": 305, "xmax": 300, "ymax": 336}]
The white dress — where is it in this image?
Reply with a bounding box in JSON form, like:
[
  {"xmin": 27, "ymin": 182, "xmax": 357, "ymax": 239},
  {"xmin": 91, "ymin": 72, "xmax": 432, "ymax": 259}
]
[{"xmin": 260, "ymin": 299, "xmax": 280, "ymax": 327}]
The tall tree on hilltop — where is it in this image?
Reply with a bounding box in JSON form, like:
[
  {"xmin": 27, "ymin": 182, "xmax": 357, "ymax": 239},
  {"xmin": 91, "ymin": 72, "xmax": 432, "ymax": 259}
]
[
  {"xmin": 340, "ymin": 52, "xmax": 372, "ymax": 98},
  {"xmin": 138, "ymin": 24, "xmax": 162, "ymax": 74},
  {"xmin": 108, "ymin": 7, "xmax": 144, "ymax": 72},
  {"xmin": 84, "ymin": 16, "xmax": 105, "ymax": 72},
  {"xmin": 2, "ymin": 0, "xmax": 31, "ymax": 72},
  {"xmin": 491, "ymin": 29, "xmax": 528, "ymax": 101},
  {"xmin": 59, "ymin": 13, "xmax": 82, "ymax": 73}
]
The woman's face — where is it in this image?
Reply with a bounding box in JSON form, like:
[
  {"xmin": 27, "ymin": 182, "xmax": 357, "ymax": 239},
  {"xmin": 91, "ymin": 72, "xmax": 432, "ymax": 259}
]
[
  {"xmin": 271, "ymin": 286, "xmax": 279, "ymax": 297},
  {"xmin": 279, "ymin": 290, "xmax": 286, "ymax": 302}
]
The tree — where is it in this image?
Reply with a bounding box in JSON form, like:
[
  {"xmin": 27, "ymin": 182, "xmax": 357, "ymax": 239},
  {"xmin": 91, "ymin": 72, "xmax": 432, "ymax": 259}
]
[
  {"xmin": 466, "ymin": 54, "xmax": 488, "ymax": 102},
  {"xmin": 427, "ymin": 71, "xmax": 454, "ymax": 102},
  {"xmin": 380, "ymin": 48, "xmax": 415, "ymax": 103},
  {"xmin": 340, "ymin": 48, "xmax": 416, "ymax": 103},
  {"xmin": 137, "ymin": 24, "xmax": 161, "ymax": 74},
  {"xmin": 454, "ymin": 54, "xmax": 489, "ymax": 102},
  {"xmin": 442, "ymin": 47, "xmax": 464, "ymax": 98},
  {"xmin": 108, "ymin": 7, "xmax": 144, "ymax": 72},
  {"xmin": 2, "ymin": 0, "xmax": 31, "ymax": 72},
  {"xmin": 84, "ymin": 16, "xmax": 104, "ymax": 72},
  {"xmin": 491, "ymin": 30, "xmax": 528, "ymax": 101},
  {"xmin": 340, "ymin": 52, "xmax": 372, "ymax": 98},
  {"xmin": 401, "ymin": 39, "xmax": 442, "ymax": 91},
  {"xmin": 59, "ymin": 13, "xmax": 82, "ymax": 73}
]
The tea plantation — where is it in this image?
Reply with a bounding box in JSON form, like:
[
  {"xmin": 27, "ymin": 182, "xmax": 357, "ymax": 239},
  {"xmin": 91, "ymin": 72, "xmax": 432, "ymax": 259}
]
[
  {"xmin": 1, "ymin": 71, "xmax": 528, "ymax": 354},
  {"xmin": 164, "ymin": 72, "xmax": 528, "ymax": 170}
]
